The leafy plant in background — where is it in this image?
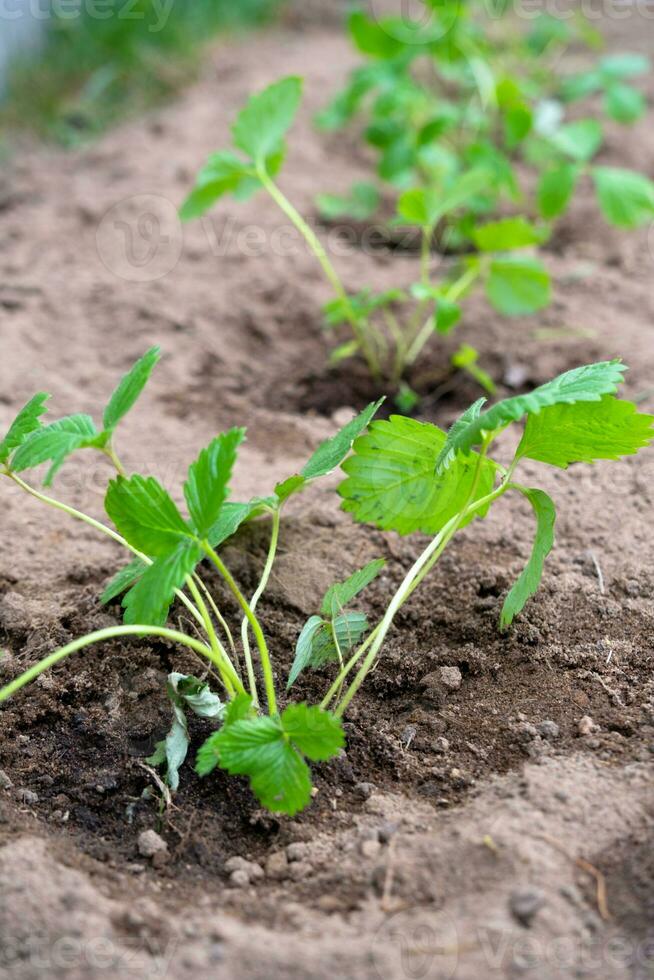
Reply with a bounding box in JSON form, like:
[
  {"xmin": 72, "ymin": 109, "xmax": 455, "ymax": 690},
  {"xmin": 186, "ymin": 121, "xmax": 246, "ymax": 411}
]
[
  {"xmin": 181, "ymin": 77, "xmax": 554, "ymax": 402},
  {"xmin": 318, "ymin": 6, "xmax": 654, "ymax": 233},
  {"xmin": 1, "ymin": 352, "xmax": 651, "ymax": 814}
]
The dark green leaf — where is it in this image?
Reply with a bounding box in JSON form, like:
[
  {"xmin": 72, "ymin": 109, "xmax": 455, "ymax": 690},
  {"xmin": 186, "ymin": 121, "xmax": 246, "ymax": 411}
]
[
  {"xmin": 105, "ymin": 475, "xmax": 193, "ymax": 556},
  {"xmin": 500, "ymin": 488, "xmax": 556, "ymax": 629},
  {"xmin": 280, "ymin": 704, "xmax": 345, "ymax": 761},
  {"xmin": 102, "ymin": 347, "xmax": 161, "ymax": 432},
  {"xmin": 101, "ymin": 557, "xmax": 147, "ymax": 604},
  {"xmin": 288, "ymin": 612, "xmax": 369, "ymax": 688},
  {"xmin": 301, "ymin": 399, "xmax": 384, "ymax": 481},
  {"xmin": 122, "ymin": 540, "xmax": 203, "ymax": 626},
  {"xmin": 0, "ymin": 393, "xmax": 49, "ymax": 465},
  {"xmin": 207, "ymin": 498, "xmax": 275, "ymax": 549}
]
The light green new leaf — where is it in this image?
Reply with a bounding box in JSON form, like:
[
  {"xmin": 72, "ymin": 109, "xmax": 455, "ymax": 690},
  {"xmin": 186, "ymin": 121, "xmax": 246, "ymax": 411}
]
[
  {"xmin": 537, "ymin": 164, "xmax": 579, "ymax": 219},
  {"xmin": 599, "ymin": 53, "xmax": 649, "ymax": 80},
  {"xmin": 0, "ymin": 393, "xmax": 49, "ymax": 465},
  {"xmin": 321, "ymin": 559, "xmax": 385, "ymax": 617},
  {"xmin": 105, "ymin": 475, "xmax": 193, "ymax": 557},
  {"xmin": 101, "ymin": 557, "xmax": 147, "ymax": 604},
  {"xmin": 232, "ymin": 76, "xmax": 303, "ymax": 164},
  {"xmin": 435, "ymin": 360, "xmax": 627, "ymax": 472},
  {"xmin": 592, "ymin": 166, "xmax": 654, "ymax": 228},
  {"xmin": 604, "ymin": 83, "xmax": 645, "ymax": 124},
  {"xmin": 486, "ymin": 257, "xmax": 551, "ymax": 316},
  {"xmin": 500, "ymin": 488, "xmax": 556, "ymax": 629},
  {"xmin": 102, "ymin": 347, "xmax": 161, "ymax": 432},
  {"xmin": 184, "ymin": 428, "xmax": 245, "ymax": 538},
  {"xmin": 287, "ymin": 616, "xmax": 324, "ymax": 688},
  {"xmin": 348, "ymin": 10, "xmax": 404, "ymax": 58},
  {"xmin": 275, "ymin": 400, "xmax": 384, "ymax": 503},
  {"xmin": 550, "ymin": 119, "xmax": 602, "ymax": 162},
  {"xmin": 473, "ymin": 217, "xmax": 547, "ymax": 252},
  {"xmin": 281, "ymin": 704, "xmax": 345, "ymax": 761},
  {"xmin": 339, "ymin": 416, "xmax": 496, "ymax": 535},
  {"xmin": 180, "ymin": 152, "xmax": 260, "ymax": 220},
  {"xmin": 517, "ymin": 396, "xmax": 654, "ymax": 468},
  {"xmin": 11, "ymin": 414, "xmax": 100, "ymax": 485},
  {"xmin": 316, "ymin": 182, "xmax": 380, "ymax": 221},
  {"xmin": 122, "ymin": 540, "xmax": 203, "ymax": 626}
]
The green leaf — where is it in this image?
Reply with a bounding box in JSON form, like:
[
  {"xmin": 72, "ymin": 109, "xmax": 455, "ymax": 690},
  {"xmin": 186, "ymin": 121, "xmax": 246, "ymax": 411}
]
[
  {"xmin": 148, "ymin": 673, "xmax": 224, "ymax": 791},
  {"xmin": 180, "ymin": 152, "xmax": 260, "ymax": 220},
  {"xmin": 0, "ymin": 393, "xmax": 49, "ymax": 465},
  {"xmin": 101, "ymin": 557, "xmax": 147, "ymax": 604},
  {"xmin": 592, "ymin": 166, "xmax": 654, "ymax": 228},
  {"xmin": 275, "ymin": 400, "xmax": 384, "ymax": 503},
  {"xmin": 316, "ymin": 182, "xmax": 380, "ymax": 221},
  {"xmin": 435, "ymin": 296, "xmax": 462, "ymax": 335},
  {"xmin": 452, "ymin": 345, "xmax": 497, "ymax": 396},
  {"xmin": 604, "ymin": 83, "xmax": 645, "ymax": 124},
  {"xmin": 537, "ymin": 164, "xmax": 579, "ymax": 219},
  {"xmin": 184, "ymin": 429, "xmax": 245, "ymax": 538},
  {"xmin": 339, "ymin": 416, "xmax": 496, "ymax": 536},
  {"xmin": 398, "ymin": 169, "xmax": 490, "ymax": 228},
  {"xmin": 207, "ymin": 498, "xmax": 275, "ymax": 549},
  {"xmin": 517, "ymin": 396, "xmax": 654, "ymax": 468},
  {"xmin": 550, "ymin": 120, "xmax": 602, "ymax": 162},
  {"xmin": 11, "ymin": 414, "xmax": 100, "ymax": 485},
  {"xmin": 102, "ymin": 347, "xmax": 161, "ymax": 432},
  {"xmin": 348, "ymin": 10, "xmax": 404, "ymax": 58},
  {"xmin": 199, "ymin": 715, "xmax": 311, "ymax": 814},
  {"xmin": 504, "ymin": 102, "xmax": 533, "ymax": 148},
  {"xmin": 500, "ymin": 489, "xmax": 556, "ymax": 629},
  {"xmin": 280, "ymin": 704, "xmax": 345, "ymax": 761},
  {"xmin": 321, "ymin": 559, "xmax": 385, "ymax": 616},
  {"xmin": 486, "ymin": 257, "xmax": 551, "ymax": 316},
  {"xmin": 232, "ymin": 76, "xmax": 303, "ymax": 164},
  {"xmin": 472, "ymin": 217, "xmax": 546, "ymax": 252},
  {"xmin": 105, "ymin": 475, "xmax": 193, "ymax": 556},
  {"xmin": 599, "ymin": 53, "xmax": 649, "ymax": 80},
  {"xmin": 288, "ymin": 612, "xmax": 369, "ymax": 688},
  {"xmin": 122, "ymin": 540, "xmax": 204, "ymax": 626},
  {"xmin": 287, "ymin": 615, "xmax": 324, "ymax": 688},
  {"xmin": 435, "ymin": 360, "xmax": 628, "ymax": 471}
]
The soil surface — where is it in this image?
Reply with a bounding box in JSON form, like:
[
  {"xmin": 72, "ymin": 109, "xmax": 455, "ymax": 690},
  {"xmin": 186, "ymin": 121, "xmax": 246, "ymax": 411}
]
[{"xmin": 1, "ymin": 6, "xmax": 653, "ymax": 979}]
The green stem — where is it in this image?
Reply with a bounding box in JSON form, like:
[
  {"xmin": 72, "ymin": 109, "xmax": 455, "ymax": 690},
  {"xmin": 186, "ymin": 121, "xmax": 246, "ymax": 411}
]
[
  {"xmin": 5, "ymin": 472, "xmax": 206, "ymax": 631},
  {"xmin": 202, "ymin": 543, "xmax": 277, "ymax": 716},
  {"xmin": 240, "ymin": 507, "xmax": 280, "ymax": 707},
  {"xmin": 420, "ymin": 224, "xmax": 432, "ymax": 287},
  {"xmin": 184, "ymin": 575, "xmax": 243, "ymax": 697},
  {"xmin": 103, "ymin": 444, "xmax": 127, "ymax": 477},
  {"xmin": 256, "ymin": 167, "xmax": 380, "ymax": 378},
  {"xmin": 0, "ymin": 626, "xmax": 220, "ymax": 705},
  {"xmin": 192, "ymin": 573, "xmax": 236, "ymax": 655},
  {"xmin": 405, "ymin": 262, "xmax": 481, "ymax": 368}
]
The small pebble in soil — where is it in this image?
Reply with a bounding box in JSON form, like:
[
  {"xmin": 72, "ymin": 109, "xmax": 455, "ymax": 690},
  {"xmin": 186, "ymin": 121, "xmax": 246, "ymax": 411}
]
[
  {"xmin": 360, "ymin": 838, "xmax": 382, "ymax": 859},
  {"xmin": 137, "ymin": 829, "xmax": 168, "ymax": 867},
  {"xmin": 536, "ymin": 720, "xmax": 560, "ymax": 740},
  {"xmin": 229, "ymin": 869, "xmax": 250, "ymax": 889},
  {"xmin": 577, "ymin": 715, "xmax": 600, "ymax": 736},
  {"xmin": 354, "ymin": 782, "xmax": 375, "ymax": 800},
  {"xmin": 224, "ymin": 856, "xmax": 264, "ymax": 883},
  {"xmin": 510, "ymin": 887, "xmax": 547, "ymax": 926},
  {"xmin": 288, "ymin": 861, "xmax": 312, "ymax": 882},
  {"xmin": 0, "ymin": 770, "xmax": 13, "ymax": 790},
  {"xmin": 265, "ymin": 851, "xmax": 289, "ymax": 881},
  {"xmin": 431, "ymin": 737, "xmax": 450, "ymax": 754},
  {"xmin": 286, "ymin": 842, "xmax": 310, "ymax": 862},
  {"xmin": 15, "ymin": 788, "xmax": 39, "ymax": 805}
]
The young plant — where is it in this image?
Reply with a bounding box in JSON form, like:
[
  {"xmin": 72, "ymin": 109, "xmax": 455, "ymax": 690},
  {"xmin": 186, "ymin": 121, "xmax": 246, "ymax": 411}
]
[
  {"xmin": 181, "ymin": 77, "xmax": 552, "ymax": 400},
  {"xmin": 1, "ymin": 355, "xmax": 651, "ymax": 816},
  {"xmin": 319, "ymin": 7, "xmax": 654, "ymax": 232},
  {"xmin": 0, "ymin": 347, "xmax": 380, "ymax": 815}
]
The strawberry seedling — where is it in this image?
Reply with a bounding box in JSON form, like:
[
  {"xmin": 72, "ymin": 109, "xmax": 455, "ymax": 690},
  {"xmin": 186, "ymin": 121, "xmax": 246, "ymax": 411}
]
[
  {"xmin": 1, "ymin": 354, "xmax": 651, "ymax": 815},
  {"xmin": 181, "ymin": 77, "xmax": 553, "ymax": 399}
]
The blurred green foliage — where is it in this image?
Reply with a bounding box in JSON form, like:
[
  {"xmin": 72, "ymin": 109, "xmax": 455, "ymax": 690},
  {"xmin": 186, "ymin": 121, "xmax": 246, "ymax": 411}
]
[{"xmin": 1, "ymin": 0, "xmax": 283, "ymax": 145}]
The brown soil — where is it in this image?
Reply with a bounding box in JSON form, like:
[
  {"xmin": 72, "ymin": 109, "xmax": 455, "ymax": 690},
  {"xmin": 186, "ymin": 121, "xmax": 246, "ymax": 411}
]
[{"xmin": 1, "ymin": 8, "xmax": 653, "ymax": 979}]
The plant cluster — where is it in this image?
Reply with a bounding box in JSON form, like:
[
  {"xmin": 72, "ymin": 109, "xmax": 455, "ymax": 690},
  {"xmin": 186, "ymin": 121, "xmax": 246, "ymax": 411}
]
[
  {"xmin": 1, "ymin": 351, "xmax": 651, "ymax": 814},
  {"xmin": 180, "ymin": 8, "xmax": 654, "ymax": 402}
]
